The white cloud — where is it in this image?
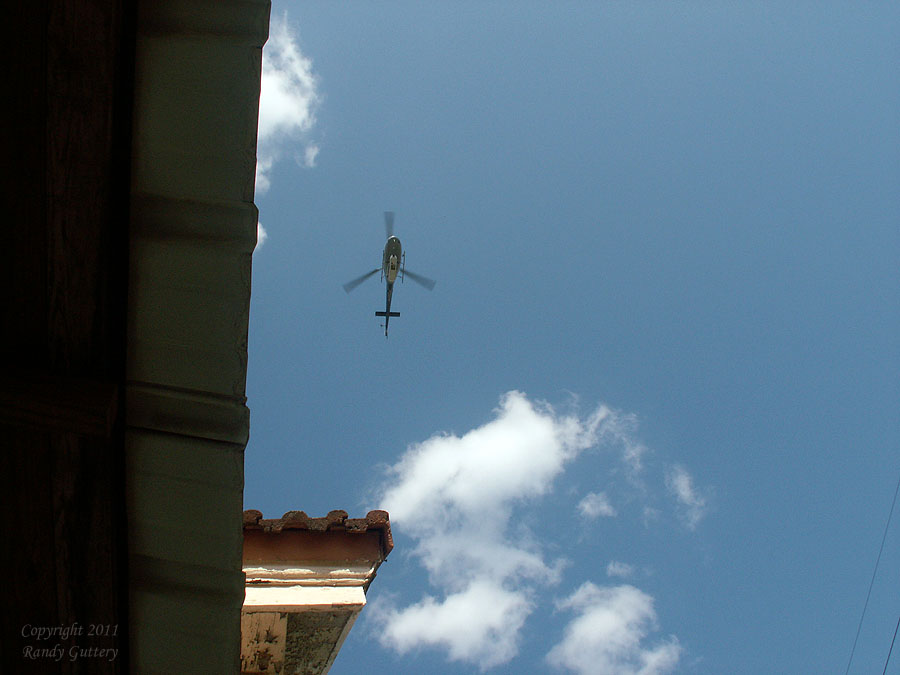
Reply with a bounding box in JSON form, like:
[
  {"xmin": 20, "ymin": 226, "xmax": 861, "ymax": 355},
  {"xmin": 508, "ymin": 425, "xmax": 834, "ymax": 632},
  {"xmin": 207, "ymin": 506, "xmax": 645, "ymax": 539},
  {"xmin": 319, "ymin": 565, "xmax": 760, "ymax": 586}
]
[
  {"xmin": 254, "ymin": 156, "xmax": 274, "ymax": 195},
  {"xmin": 371, "ymin": 390, "xmax": 695, "ymax": 670},
  {"xmin": 381, "ymin": 392, "xmax": 611, "ymax": 531},
  {"xmin": 601, "ymin": 411, "xmax": 648, "ymax": 476},
  {"xmin": 578, "ymin": 491, "xmax": 617, "ymax": 519},
  {"xmin": 547, "ymin": 583, "xmax": 681, "ymax": 675},
  {"xmin": 256, "ymin": 14, "xmax": 321, "ymax": 194},
  {"xmin": 374, "ymin": 581, "xmax": 531, "ymax": 669},
  {"xmin": 255, "ymin": 221, "xmax": 268, "ymax": 250},
  {"xmin": 606, "ymin": 561, "xmax": 635, "ymax": 579},
  {"xmin": 373, "ymin": 391, "xmax": 614, "ymax": 667},
  {"xmin": 302, "ymin": 143, "xmax": 320, "ymax": 168},
  {"xmin": 666, "ymin": 465, "xmax": 708, "ymax": 529}
]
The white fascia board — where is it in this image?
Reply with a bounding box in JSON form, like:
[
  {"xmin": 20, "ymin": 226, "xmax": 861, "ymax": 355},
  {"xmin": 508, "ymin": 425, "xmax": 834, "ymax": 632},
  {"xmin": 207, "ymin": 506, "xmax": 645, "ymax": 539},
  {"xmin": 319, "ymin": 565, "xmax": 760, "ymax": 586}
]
[
  {"xmin": 243, "ymin": 584, "xmax": 367, "ymax": 612},
  {"xmin": 243, "ymin": 563, "xmax": 377, "ymax": 587}
]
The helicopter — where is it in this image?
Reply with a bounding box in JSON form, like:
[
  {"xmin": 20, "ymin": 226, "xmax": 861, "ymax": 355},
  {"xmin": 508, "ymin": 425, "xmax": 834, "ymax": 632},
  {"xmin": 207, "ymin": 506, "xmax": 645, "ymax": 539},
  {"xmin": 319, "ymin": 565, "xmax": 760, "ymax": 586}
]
[{"xmin": 342, "ymin": 211, "xmax": 435, "ymax": 337}]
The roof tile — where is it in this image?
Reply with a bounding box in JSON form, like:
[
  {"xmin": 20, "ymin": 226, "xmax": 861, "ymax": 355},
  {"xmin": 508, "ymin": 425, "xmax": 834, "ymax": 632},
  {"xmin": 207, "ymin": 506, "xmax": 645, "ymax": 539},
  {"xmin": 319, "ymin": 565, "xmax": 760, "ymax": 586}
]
[{"xmin": 243, "ymin": 509, "xmax": 393, "ymax": 554}]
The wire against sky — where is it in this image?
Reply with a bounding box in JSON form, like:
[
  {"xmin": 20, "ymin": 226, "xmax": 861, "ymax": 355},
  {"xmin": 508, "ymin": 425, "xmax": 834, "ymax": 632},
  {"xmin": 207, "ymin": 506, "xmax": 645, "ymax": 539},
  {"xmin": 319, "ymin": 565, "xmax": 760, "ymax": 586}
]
[
  {"xmin": 845, "ymin": 467, "xmax": 900, "ymax": 674},
  {"xmin": 883, "ymin": 614, "xmax": 900, "ymax": 675}
]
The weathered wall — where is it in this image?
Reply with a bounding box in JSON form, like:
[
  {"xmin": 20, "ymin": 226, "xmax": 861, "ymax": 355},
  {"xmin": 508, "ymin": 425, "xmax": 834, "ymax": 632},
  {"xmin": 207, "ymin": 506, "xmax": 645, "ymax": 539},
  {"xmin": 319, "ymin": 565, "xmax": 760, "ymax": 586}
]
[{"xmin": 124, "ymin": 1, "xmax": 270, "ymax": 672}]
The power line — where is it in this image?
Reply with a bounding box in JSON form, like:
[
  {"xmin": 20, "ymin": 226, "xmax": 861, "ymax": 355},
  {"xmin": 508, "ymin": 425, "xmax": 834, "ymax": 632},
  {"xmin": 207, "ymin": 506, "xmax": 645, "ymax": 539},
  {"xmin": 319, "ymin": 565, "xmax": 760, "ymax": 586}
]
[
  {"xmin": 883, "ymin": 614, "xmax": 899, "ymax": 675},
  {"xmin": 845, "ymin": 469, "xmax": 900, "ymax": 675}
]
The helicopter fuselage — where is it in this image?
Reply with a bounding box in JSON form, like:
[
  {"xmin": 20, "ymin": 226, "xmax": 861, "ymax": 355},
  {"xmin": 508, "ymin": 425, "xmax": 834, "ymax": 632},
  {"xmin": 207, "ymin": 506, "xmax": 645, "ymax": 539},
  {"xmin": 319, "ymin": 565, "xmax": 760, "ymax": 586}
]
[
  {"xmin": 382, "ymin": 236, "xmax": 402, "ymax": 283},
  {"xmin": 377, "ymin": 236, "xmax": 403, "ymax": 336}
]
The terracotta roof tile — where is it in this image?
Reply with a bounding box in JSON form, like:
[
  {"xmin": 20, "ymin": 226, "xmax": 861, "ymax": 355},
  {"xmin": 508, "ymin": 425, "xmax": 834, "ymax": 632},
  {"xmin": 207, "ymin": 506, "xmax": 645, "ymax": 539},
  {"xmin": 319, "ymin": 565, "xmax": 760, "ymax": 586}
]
[{"xmin": 243, "ymin": 509, "xmax": 393, "ymax": 555}]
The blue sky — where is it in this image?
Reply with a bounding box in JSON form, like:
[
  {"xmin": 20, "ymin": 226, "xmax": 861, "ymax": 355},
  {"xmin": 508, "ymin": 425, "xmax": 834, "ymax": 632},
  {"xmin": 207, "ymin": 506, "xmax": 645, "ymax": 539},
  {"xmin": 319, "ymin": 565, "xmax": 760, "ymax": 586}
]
[{"xmin": 243, "ymin": 4, "xmax": 899, "ymax": 673}]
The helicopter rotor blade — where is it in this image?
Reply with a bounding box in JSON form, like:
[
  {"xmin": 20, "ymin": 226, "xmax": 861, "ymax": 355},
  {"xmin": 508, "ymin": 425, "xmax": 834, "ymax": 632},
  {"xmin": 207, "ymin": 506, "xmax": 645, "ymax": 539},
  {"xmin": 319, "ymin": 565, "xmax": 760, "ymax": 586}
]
[
  {"xmin": 384, "ymin": 211, "xmax": 395, "ymax": 239},
  {"xmin": 342, "ymin": 268, "xmax": 380, "ymax": 293},
  {"xmin": 404, "ymin": 269, "xmax": 436, "ymax": 291}
]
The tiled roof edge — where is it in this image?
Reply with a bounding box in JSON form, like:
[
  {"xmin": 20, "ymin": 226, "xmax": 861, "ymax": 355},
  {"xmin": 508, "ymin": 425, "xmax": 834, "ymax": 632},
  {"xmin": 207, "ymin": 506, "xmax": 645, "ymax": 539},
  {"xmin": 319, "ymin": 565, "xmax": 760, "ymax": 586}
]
[{"xmin": 242, "ymin": 509, "xmax": 393, "ymax": 555}]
